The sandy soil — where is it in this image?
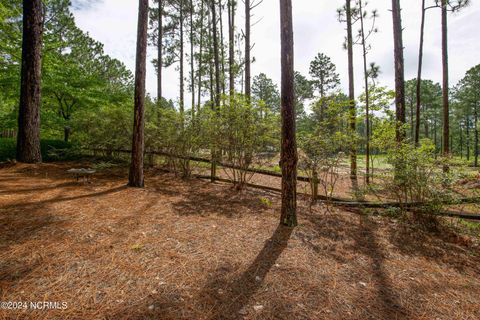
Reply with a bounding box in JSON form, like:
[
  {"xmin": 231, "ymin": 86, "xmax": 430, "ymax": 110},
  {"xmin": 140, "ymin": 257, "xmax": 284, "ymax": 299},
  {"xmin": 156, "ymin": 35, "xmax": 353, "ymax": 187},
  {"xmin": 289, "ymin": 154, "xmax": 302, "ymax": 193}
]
[{"xmin": 0, "ymin": 162, "xmax": 479, "ymax": 320}]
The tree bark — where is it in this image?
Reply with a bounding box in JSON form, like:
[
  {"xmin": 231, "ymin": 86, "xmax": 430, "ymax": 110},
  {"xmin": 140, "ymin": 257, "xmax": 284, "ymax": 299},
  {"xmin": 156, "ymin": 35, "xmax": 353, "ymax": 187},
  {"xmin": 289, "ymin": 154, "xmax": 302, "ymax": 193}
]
[
  {"xmin": 211, "ymin": 0, "xmax": 221, "ymax": 107},
  {"xmin": 245, "ymin": 0, "xmax": 251, "ymax": 102},
  {"xmin": 279, "ymin": 0, "xmax": 297, "ymax": 227},
  {"xmin": 392, "ymin": 0, "xmax": 406, "ymax": 143},
  {"xmin": 228, "ymin": 0, "xmax": 235, "ymax": 97},
  {"xmin": 346, "ymin": 0, "xmax": 357, "ymax": 181},
  {"xmin": 190, "ymin": 0, "xmax": 195, "ymax": 115},
  {"xmin": 466, "ymin": 115, "xmax": 470, "ymax": 161},
  {"xmin": 210, "ymin": 0, "xmax": 221, "ymax": 182},
  {"xmin": 218, "ymin": 0, "xmax": 226, "ymax": 98},
  {"xmin": 197, "ymin": 0, "xmax": 205, "ymax": 112},
  {"xmin": 179, "ymin": 0, "xmax": 185, "ymax": 121},
  {"xmin": 358, "ymin": 0, "xmax": 370, "ymax": 184},
  {"xmin": 64, "ymin": 126, "xmax": 70, "ymax": 143},
  {"xmin": 415, "ymin": 0, "xmax": 426, "ymax": 145},
  {"xmin": 157, "ymin": 0, "xmax": 163, "ymax": 102},
  {"xmin": 441, "ymin": 0, "xmax": 449, "ymax": 168},
  {"xmin": 17, "ymin": 0, "xmax": 43, "ymax": 163},
  {"xmin": 460, "ymin": 123, "xmax": 463, "ymax": 159},
  {"xmin": 475, "ymin": 103, "xmax": 478, "ymax": 167},
  {"xmin": 128, "ymin": 0, "xmax": 149, "ymax": 188},
  {"xmin": 208, "ymin": 9, "xmax": 214, "ymax": 104}
]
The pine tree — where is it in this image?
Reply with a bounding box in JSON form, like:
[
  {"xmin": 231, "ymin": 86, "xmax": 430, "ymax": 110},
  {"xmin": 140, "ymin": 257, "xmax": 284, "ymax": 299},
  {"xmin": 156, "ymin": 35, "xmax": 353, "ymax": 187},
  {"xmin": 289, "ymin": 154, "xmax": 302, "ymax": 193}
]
[
  {"xmin": 279, "ymin": 0, "xmax": 297, "ymax": 227},
  {"xmin": 391, "ymin": 0, "xmax": 406, "ymax": 143},
  {"xmin": 16, "ymin": 0, "xmax": 43, "ymax": 163},
  {"xmin": 129, "ymin": 0, "xmax": 149, "ymax": 188}
]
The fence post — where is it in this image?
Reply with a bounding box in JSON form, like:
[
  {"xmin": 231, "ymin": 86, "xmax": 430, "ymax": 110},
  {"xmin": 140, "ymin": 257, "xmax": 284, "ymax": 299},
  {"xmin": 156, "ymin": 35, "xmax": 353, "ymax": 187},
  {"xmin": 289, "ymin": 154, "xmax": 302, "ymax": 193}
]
[{"xmin": 312, "ymin": 169, "xmax": 319, "ymax": 201}]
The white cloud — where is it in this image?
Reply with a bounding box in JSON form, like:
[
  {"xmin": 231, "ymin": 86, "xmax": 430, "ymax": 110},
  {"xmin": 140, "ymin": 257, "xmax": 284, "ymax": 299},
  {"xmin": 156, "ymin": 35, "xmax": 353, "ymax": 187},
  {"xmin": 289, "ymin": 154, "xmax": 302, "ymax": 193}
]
[{"xmin": 72, "ymin": 0, "xmax": 480, "ymax": 107}]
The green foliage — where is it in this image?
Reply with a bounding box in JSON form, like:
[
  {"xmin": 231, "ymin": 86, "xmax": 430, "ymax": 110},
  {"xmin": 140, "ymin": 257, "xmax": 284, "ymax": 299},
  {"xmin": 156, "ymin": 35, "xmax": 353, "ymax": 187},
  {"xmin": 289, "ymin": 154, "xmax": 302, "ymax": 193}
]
[
  {"xmin": 299, "ymin": 94, "xmax": 351, "ymax": 201},
  {"xmin": 259, "ymin": 197, "xmax": 272, "ymax": 207},
  {"xmin": 0, "ymin": 0, "xmax": 134, "ymax": 143},
  {"xmin": 207, "ymin": 94, "xmax": 279, "ymax": 187},
  {"xmin": 384, "ymin": 139, "xmax": 452, "ymax": 211},
  {"xmin": 74, "ymin": 102, "xmax": 133, "ymax": 151},
  {"xmin": 0, "ymin": 138, "xmax": 73, "ymax": 162},
  {"xmin": 252, "ymin": 73, "xmax": 280, "ymax": 114},
  {"xmin": 454, "ymin": 64, "xmax": 479, "ymax": 165},
  {"xmin": 309, "ymin": 53, "xmax": 340, "ymax": 98},
  {"xmin": 0, "ymin": 138, "xmax": 16, "ymax": 162}
]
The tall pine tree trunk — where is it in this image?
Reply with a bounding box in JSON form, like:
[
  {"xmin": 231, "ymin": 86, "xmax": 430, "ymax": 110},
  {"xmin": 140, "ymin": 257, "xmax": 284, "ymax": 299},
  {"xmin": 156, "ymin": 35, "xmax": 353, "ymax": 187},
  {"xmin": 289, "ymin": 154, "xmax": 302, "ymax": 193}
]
[
  {"xmin": 218, "ymin": 0, "xmax": 226, "ymax": 97},
  {"xmin": 279, "ymin": 0, "xmax": 297, "ymax": 227},
  {"xmin": 157, "ymin": 0, "xmax": 163, "ymax": 102},
  {"xmin": 190, "ymin": 0, "xmax": 195, "ymax": 116},
  {"xmin": 244, "ymin": 0, "xmax": 251, "ymax": 102},
  {"xmin": 210, "ymin": 0, "xmax": 221, "ymax": 182},
  {"xmin": 129, "ymin": 0, "xmax": 149, "ymax": 188},
  {"xmin": 211, "ymin": 0, "xmax": 221, "ymax": 107},
  {"xmin": 475, "ymin": 103, "xmax": 478, "ymax": 167},
  {"xmin": 17, "ymin": 0, "xmax": 43, "ymax": 163},
  {"xmin": 460, "ymin": 124, "xmax": 463, "ymax": 159},
  {"xmin": 415, "ymin": 0, "xmax": 426, "ymax": 145},
  {"xmin": 197, "ymin": 0, "xmax": 205, "ymax": 112},
  {"xmin": 466, "ymin": 115, "xmax": 470, "ymax": 161},
  {"xmin": 441, "ymin": 0, "xmax": 449, "ymax": 169},
  {"xmin": 392, "ymin": 0, "xmax": 406, "ymax": 143},
  {"xmin": 358, "ymin": 0, "xmax": 370, "ymax": 184},
  {"xmin": 228, "ymin": 0, "xmax": 235, "ymax": 97},
  {"xmin": 346, "ymin": 0, "xmax": 357, "ymax": 181},
  {"xmin": 179, "ymin": 0, "xmax": 185, "ymax": 122},
  {"xmin": 208, "ymin": 9, "xmax": 214, "ymax": 104}
]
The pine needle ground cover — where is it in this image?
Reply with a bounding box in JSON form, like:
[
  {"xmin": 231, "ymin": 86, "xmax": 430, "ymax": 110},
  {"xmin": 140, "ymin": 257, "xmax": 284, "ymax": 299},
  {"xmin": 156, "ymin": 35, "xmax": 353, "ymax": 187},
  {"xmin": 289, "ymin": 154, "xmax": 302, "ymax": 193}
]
[{"xmin": 0, "ymin": 163, "xmax": 479, "ymax": 319}]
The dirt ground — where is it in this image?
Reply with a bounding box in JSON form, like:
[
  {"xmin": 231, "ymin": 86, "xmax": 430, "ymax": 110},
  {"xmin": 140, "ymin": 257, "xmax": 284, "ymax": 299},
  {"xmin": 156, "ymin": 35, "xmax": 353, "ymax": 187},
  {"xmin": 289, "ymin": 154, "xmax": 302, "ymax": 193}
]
[{"xmin": 0, "ymin": 162, "xmax": 479, "ymax": 320}]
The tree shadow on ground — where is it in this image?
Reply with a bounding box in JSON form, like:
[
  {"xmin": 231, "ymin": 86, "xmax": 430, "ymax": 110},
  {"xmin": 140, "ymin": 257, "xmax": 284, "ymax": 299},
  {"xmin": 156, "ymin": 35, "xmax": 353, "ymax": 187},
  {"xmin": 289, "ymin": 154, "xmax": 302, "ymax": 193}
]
[
  {"xmin": 0, "ymin": 182, "xmax": 69, "ymax": 246},
  {"xmin": 298, "ymin": 208, "xmax": 409, "ymax": 318},
  {"xmin": 0, "ymin": 181, "xmax": 77, "ymax": 195},
  {"xmin": 352, "ymin": 215, "xmax": 410, "ymax": 319},
  {"xmin": 0, "ymin": 185, "xmax": 128, "ymax": 213},
  {"xmin": 0, "ymin": 201, "xmax": 65, "ymax": 294},
  {"xmin": 387, "ymin": 216, "xmax": 480, "ymax": 275},
  {"xmin": 0, "ymin": 258, "xmax": 43, "ymax": 296},
  {"xmin": 170, "ymin": 181, "xmax": 269, "ymax": 218},
  {"xmin": 196, "ymin": 224, "xmax": 293, "ymax": 319},
  {"xmin": 145, "ymin": 173, "xmax": 194, "ymax": 197},
  {"xmin": 103, "ymin": 289, "xmax": 185, "ymax": 320},
  {"xmin": 101, "ymin": 225, "xmax": 293, "ymax": 320}
]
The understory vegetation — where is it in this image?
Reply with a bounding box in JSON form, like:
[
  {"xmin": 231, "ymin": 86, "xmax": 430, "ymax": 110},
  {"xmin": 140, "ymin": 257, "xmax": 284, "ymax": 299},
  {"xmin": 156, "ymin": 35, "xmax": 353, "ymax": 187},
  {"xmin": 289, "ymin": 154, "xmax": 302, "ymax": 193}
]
[{"xmin": 1, "ymin": 0, "xmax": 479, "ymax": 216}]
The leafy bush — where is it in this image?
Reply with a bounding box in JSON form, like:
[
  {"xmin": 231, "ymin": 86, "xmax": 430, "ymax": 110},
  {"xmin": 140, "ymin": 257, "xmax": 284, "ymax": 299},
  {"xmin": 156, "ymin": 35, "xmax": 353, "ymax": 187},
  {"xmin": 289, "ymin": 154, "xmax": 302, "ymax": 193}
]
[
  {"xmin": 381, "ymin": 138, "xmax": 452, "ymax": 213},
  {"xmin": 206, "ymin": 94, "xmax": 279, "ymax": 188},
  {"xmin": 145, "ymin": 103, "xmax": 206, "ymax": 177},
  {"xmin": 299, "ymin": 95, "xmax": 352, "ymax": 202},
  {"xmin": 369, "ymin": 118, "xmax": 457, "ymax": 223},
  {"xmin": 0, "ymin": 138, "xmax": 73, "ymax": 162}
]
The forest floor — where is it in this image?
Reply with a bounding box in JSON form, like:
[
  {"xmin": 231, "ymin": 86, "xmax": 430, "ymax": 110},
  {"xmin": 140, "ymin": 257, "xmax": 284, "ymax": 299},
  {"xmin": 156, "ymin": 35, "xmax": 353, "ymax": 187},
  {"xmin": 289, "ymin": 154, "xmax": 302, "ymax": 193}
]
[{"xmin": 0, "ymin": 162, "xmax": 480, "ymax": 320}]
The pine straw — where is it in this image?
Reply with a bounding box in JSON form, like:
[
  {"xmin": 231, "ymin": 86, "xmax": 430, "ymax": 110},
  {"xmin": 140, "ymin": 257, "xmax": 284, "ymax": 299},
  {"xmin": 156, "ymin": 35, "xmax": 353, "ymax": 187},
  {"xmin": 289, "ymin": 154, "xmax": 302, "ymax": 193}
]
[{"xmin": 0, "ymin": 162, "xmax": 479, "ymax": 320}]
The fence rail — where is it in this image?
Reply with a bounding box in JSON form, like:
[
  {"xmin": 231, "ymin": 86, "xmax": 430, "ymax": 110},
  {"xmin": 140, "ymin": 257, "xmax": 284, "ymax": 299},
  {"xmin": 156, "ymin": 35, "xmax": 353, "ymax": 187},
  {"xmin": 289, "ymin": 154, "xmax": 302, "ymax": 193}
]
[
  {"xmin": 0, "ymin": 129, "xmax": 16, "ymax": 138},
  {"xmin": 86, "ymin": 148, "xmax": 480, "ymax": 220}
]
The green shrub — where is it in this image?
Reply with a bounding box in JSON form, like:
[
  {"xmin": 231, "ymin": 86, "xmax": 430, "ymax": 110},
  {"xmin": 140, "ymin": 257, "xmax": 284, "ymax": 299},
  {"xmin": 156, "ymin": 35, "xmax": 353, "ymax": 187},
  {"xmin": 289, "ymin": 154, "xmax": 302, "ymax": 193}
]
[{"xmin": 0, "ymin": 138, "xmax": 74, "ymax": 162}]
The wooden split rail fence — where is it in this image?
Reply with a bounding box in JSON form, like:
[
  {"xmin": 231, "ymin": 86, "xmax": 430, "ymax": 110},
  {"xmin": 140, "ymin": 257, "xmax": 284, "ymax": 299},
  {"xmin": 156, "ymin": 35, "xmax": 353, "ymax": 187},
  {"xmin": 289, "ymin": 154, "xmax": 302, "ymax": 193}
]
[{"xmin": 87, "ymin": 148, "xmax": 480, "ymax": 220}]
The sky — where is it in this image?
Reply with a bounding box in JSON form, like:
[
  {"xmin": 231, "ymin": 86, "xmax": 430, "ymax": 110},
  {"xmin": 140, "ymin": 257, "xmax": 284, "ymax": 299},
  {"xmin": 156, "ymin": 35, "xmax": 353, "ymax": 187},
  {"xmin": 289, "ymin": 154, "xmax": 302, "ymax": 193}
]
[{"xmin": 71, "ymin": 0, "xmax": 480, "ymax": 107}]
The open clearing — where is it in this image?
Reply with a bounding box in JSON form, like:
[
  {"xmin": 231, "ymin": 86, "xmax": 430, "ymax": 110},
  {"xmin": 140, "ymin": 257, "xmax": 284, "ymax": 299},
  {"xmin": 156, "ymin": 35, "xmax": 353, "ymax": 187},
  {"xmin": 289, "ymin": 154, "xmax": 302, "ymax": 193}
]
[{"xmin": 0, "ymin": 162, "xmax": 479, "ymax": 320}]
